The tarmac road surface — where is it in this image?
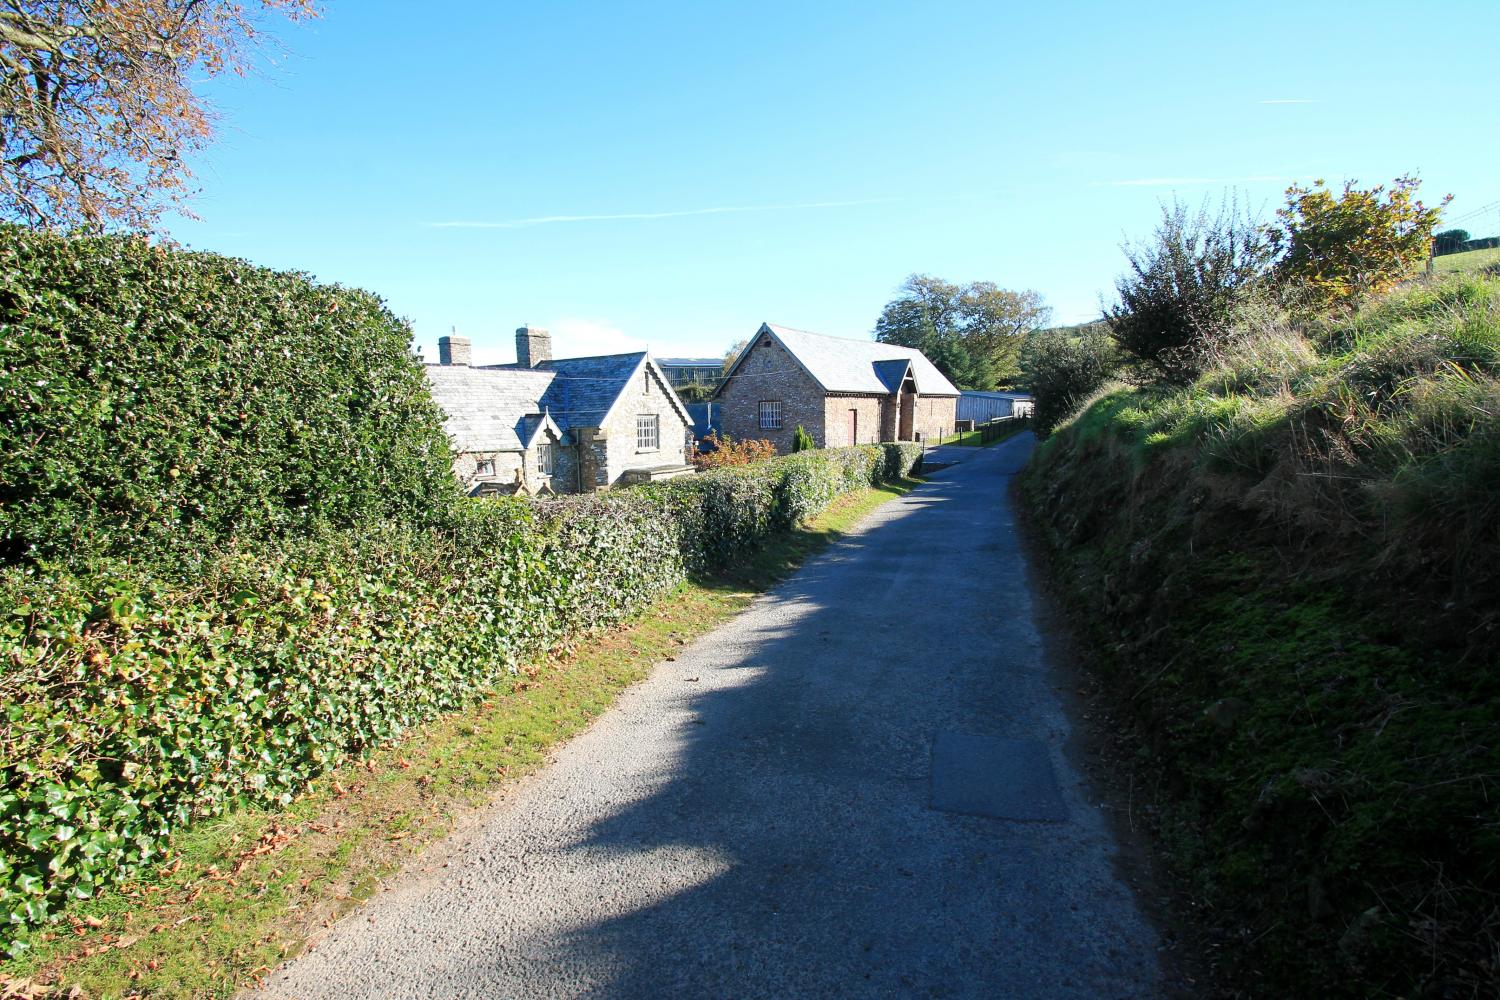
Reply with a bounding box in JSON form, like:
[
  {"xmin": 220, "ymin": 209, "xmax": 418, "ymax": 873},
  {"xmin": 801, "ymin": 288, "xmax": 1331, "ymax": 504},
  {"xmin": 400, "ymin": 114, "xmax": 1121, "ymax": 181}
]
[{"xmin": 258, "ymin": 433, "xmax": 1163, "ymax": 999}]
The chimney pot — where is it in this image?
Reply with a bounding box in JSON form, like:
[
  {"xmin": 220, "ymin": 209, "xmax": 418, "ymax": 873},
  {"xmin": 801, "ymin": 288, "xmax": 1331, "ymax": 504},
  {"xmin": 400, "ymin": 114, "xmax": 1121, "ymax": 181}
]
[
  {"xmin": 516, "ymin": 326, "xmax": 552, "ymax": 368},
  {"xmin": 438, "ymin": 334, "xmax": 471, "ymax": 366}
]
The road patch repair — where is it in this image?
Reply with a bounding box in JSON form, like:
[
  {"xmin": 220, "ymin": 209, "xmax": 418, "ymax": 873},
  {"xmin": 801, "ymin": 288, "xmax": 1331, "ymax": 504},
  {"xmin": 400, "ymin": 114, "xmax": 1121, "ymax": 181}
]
[
  {"xmin": 259, "ymin": 434, "xmax": 1165, "ymax": 999},
  {"xmin": 930, "ymin": 732, "xmax": 1069, "ymax": 822}
]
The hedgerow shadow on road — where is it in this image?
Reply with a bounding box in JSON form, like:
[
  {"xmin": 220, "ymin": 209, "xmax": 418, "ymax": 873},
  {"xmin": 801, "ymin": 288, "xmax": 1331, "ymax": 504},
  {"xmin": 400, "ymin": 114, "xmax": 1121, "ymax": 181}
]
[{"xmin": 457, "ymin": 437, "xmax": 1163, "ymax": 999}]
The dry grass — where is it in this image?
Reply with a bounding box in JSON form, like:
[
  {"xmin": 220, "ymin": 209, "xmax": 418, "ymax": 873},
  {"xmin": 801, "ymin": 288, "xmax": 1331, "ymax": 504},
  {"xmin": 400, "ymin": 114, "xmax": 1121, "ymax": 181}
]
[{"xmin": 1062, "ymin": 273, "xmax": 1500, "ymax": 603}]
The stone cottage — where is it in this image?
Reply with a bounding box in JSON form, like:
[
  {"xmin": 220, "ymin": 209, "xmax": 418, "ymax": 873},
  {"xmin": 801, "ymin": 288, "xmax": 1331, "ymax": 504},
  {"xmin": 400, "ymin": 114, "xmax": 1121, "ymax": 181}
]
[
  {"xmin": 425, "ymin": 327, "xmax": 694, "ymax": 495},
  {"xmin": 714, "ymin": 323, "xmax": 960, "ymax": 451}
]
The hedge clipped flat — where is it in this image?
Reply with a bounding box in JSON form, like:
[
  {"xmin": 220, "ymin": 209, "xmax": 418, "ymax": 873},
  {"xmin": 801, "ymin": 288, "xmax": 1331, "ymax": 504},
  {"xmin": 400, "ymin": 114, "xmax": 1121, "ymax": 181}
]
[
  {"xmin": 0, "ymin": 227, "xmax": 923, "ymax": 954},
  {"xmin": 0, "ymin": 441, "xmax": 921, "ymax": 955},
  {"xmin": 0, "ymin": 226, "xmax": 458, "ymax": 570}
]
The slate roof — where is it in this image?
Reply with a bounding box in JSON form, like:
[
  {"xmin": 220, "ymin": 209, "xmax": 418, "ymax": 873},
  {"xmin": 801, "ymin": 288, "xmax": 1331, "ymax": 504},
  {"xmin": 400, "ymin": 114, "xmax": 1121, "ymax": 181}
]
[
  {"xmin": 871, "ymin": 358, "xmax": 912, "ymax": 394},
  {"xmin": 744, "ymin": 323, "xmax": 961, "ymax": 396},
  {"xmin": 518, "ymin": 412, "xmax": 562, "ymax": 450},
  {"xmin": 537, "ymin": 352, "xmax": 648, "ymax": 429},
  {"xmin": 424, "ymin": 352, "xmax": 689, "ymax": 453},
  {"xmin": 683, "ymin": 401, "xmax": 720, "ymax": 441},
  {"xmin": 423, "ymin": 365, "xmax": 556, "ymax": 452}
]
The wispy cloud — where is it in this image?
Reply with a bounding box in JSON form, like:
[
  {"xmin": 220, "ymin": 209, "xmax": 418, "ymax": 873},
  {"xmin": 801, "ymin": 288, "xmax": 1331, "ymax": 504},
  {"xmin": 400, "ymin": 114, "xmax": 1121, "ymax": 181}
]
[
  {"xmin": 1099, "ymin": 175, "xmax": 1290, "ymax": 187},
  {"xmin": 426, "ymin": 198, "xmax": 893, "ymax": 230},
  {"xmin": 1259, "ymin": 98, "xmax": 1320, "ymax": 105}
]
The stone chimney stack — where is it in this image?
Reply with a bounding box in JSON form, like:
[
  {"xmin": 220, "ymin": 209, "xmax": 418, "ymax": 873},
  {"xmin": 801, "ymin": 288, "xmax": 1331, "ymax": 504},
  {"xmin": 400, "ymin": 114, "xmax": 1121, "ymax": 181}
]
[
  {"xmin": 516, "ymin": 326, "xmax": 552, "ymax": 368},
  {"xmin": 438, "ymin": 331, "xmax": 471, "ymax": 366}
]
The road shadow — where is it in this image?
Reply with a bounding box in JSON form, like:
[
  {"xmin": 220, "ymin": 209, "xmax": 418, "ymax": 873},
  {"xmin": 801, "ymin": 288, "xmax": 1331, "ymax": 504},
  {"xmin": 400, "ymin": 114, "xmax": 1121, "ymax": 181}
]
[{"xmin": 438, "ymin": 437, "xmax": 1163, "ymax": 998}]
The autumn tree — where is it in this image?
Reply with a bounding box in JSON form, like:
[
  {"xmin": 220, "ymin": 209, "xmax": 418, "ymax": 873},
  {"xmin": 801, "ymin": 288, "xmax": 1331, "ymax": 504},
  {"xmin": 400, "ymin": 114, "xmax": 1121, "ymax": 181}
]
[
  {"xmin": 722, "ymin": 337, "xmax": 747, "ymax": 372},
  {"xmin": 1267, "ymin": 175, "xmax": 1449, "ymax": 310},
  {"xmin": 873, "ymin": 274, "xmax": 1051, "ymax": 390},
  {"xmin": 0, "ymin": 0, "xmax": 316, "ymax": 232}
]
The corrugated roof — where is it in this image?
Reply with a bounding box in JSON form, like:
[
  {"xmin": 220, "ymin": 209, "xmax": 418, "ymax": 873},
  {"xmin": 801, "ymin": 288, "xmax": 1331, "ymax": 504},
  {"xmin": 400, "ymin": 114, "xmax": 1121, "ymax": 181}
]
[
  {"xmin": 757, "ymin": 323, "xmax": 961, "ymax": 396},
  {"xmin": 658, "ymin": 357, "xmax": 723, "ymax": 367},
  {"xmin": 960, "ymin": 390, "xmax": 1034, "ymax": 401}
]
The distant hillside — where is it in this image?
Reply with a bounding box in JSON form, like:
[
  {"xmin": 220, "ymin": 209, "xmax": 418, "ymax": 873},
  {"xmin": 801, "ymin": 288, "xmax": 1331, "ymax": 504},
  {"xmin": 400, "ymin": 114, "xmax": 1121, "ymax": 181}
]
[
  {"xmin": 1034, "ymin": 319, "xmax": 1107, "ymax": 341},
  {"xmin": 1434, "ymin": 245, "xmax": 1500, "ymax": 275}
]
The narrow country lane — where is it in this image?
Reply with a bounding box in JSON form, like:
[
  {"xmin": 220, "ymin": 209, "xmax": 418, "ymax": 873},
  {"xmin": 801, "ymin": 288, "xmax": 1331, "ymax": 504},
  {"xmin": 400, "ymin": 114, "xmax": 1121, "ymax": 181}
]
[{"xmin": 258, "ymin": 434, "xmax": 1163, "ymax": 999}]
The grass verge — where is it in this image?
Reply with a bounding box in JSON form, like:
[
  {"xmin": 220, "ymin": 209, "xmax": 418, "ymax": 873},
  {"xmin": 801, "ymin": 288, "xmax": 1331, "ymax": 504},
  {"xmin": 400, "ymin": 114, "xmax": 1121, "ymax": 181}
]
[
  {"xmin": 931, "ymin": 421, "xmax": 1029, "ymax": 447},
  {"xmin": 0, "ymin": 477, "xmax": 922, "ymax": 1000}
]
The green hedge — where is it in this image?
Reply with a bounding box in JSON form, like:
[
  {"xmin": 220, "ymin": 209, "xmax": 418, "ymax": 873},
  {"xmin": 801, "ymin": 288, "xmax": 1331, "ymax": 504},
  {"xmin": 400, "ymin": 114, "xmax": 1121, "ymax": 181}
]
[
  {"xmin": 0, "ymin": 442, "xmax": 921, "ymax": 954},
  {"xmin": 0, "ymin": 227, "xmax": 458, "ymax": 569}
]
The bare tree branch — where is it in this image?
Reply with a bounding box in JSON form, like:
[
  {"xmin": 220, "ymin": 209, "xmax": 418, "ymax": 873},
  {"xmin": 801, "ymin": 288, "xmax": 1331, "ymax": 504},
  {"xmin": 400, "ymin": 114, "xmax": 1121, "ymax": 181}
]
[{"xmin": 0, "ymin": 0, "xmax": 316, "ymax": 231}]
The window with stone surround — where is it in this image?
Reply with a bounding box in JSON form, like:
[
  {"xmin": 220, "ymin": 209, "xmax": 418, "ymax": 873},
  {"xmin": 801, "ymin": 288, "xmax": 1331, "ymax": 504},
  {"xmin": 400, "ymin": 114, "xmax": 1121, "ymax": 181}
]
[
  {"xmin": 636, "ymin": 414, "xmax": 659, "ymax": 450},
  {"xmin": 759, "ymin": 400, "xmax": 783, "ymax": 430},
  {"xmin": 475, "ymin": 458, "xmax": 495, "ymax": 477},
  {"xmin": 537, "ymin": 443, "xmax": 553, "ymax": 475}
]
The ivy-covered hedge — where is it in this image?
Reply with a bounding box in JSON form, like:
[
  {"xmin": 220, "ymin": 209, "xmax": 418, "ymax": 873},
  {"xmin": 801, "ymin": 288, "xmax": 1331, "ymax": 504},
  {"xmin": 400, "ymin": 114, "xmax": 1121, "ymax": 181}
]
[
  {"xmin": 0, "ymin": 442, "xmax": 922, "ymax": 954},
  {"xmin": 0, "ymin": 227, "xmax": 457, "ymax": 569}
]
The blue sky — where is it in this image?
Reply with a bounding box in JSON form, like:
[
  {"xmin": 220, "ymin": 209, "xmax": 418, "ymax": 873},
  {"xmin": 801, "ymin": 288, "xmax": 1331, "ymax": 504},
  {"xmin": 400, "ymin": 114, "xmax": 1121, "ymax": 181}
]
[{"xmin": 170, "ymin": 0, "xmax": 1500, "ymax": 365}]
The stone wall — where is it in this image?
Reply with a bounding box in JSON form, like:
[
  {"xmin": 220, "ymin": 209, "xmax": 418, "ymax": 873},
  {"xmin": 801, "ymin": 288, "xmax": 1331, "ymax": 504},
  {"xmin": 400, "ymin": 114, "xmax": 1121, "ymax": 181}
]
[
  {"xmin": 716, "ymin": 335, "xmax": 825, "ymax": 452},
  {"xmin": 523, "ymin": 432, "xmax": 579, "ymax": 494},
  {"xmin": 821, "ymin": 395, "xmax": 886, "ymax": 447},
  {"xmin": 594, "ymin": 363, "xmax": 691, "ymax": 488},
  {"xmin": 913, "ymin": 396, "xmax": 957, "ymax": 442},
  {"xmin": 455, "ymin": 442, "xmax": 583, "ymax": 495},
  {"xmin": 455, "ymin": 450, "xmax": 524, "ymax": 493},
  {"xmin": 575, "ymin": 429, "xmax": 610, "ymax": 492}
]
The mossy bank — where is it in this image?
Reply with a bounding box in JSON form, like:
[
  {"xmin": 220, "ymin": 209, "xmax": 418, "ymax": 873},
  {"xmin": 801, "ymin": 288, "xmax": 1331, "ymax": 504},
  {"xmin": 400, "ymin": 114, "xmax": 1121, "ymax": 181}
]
[{"xmin": 1022, "ymin": 274, "xmax": 1500, "ymax": 996}]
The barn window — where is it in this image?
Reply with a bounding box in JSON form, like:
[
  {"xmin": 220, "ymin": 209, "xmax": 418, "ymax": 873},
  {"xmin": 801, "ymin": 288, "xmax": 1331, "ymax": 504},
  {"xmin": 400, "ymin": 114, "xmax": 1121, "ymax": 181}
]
[
  {"xmin": 759, "ymin": 400, "xmax": 783, "ymax": 430},
  {"xmin": 636, "ymin": 414, "xmax": 659, "ymax": 450}
]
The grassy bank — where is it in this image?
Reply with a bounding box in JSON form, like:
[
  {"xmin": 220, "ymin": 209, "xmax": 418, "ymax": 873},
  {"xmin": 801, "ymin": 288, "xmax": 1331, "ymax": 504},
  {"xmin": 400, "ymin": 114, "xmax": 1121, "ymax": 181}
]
[
  {"xmin": 0, "ymin": 479, "xmax": 919, "ymax": 999},
  {"xmin": 1022, "ymin": 274, "xmax": 1499, "ymax": 996},
  {"xmin": 1433, "ymin": 246, "xmax": 1500, "ymax": 275}
]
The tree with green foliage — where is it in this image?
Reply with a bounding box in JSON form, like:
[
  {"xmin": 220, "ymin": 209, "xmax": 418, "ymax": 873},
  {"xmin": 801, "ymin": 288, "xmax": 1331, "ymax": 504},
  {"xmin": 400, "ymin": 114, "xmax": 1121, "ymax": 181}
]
[
  {"xmin": 675, "ymin": 381, "xmax": 714, "ymax": 404},
  {"xmin": 1018, "ymin": 323, "xmax": 1119, "ymax": 434},
  {"xmin": 1267, "ymin": 175, "xmax": 1449, "ymax": 310},
  {"xmin": 874, "ymin": 274, "xmax": 1051, "ymax": 390},
  {"xmin": 1106, "ymin": 198, "xmax": 1269, "ymax": 385},
  {"xmin": 1434, "ymin": 228, "xmax": 1469, "ymax": 254},
  {"xmin": 792, "ymin": 425, "xmax": 815, "ymax": 452}
]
